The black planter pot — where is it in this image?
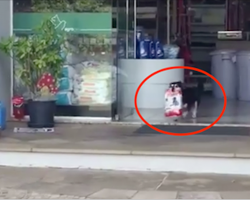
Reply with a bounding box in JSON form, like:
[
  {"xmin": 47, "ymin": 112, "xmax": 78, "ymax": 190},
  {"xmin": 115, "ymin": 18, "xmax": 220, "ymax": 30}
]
[{"xmin": 27, "ymin": 100, "xmax": 56, "ymax": 128}]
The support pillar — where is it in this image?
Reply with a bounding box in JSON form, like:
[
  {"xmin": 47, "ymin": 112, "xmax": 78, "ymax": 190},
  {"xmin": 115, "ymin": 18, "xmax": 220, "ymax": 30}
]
[{"xmin": 0, "ymin": 0, "xmax": 13, "ymax": 119}]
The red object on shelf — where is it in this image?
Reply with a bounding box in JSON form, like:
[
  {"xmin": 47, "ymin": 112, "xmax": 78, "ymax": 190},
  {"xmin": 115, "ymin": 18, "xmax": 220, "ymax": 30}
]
[{"xmin": 12, "ymin": 96, "xmax": 24, "ymax": 121}]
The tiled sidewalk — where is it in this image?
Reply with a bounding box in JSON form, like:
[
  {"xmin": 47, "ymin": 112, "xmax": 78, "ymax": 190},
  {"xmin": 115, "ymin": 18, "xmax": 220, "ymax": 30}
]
[
  {"xmin": 1, "ymin": 188, "xmax": 250, "ymax": 199},
  {"xmin": 1, "ymin": 167, "xmax": 250, "ymax": 199}
]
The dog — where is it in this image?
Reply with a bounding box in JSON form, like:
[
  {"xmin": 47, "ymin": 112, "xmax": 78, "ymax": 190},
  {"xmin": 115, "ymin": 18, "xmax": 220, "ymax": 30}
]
[{"xmin": 169, "ymin": 80, "xmax": 204, "ymax": 118}]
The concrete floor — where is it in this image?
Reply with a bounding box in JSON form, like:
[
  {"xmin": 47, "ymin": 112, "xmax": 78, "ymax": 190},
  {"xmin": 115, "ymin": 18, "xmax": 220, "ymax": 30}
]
[
  {"xmin": 124, "ymin": 96, "xmax": 250, "ymax": 125},
  {"xmin": 1, "ymin": 122, "xmax": 250, "ymax": 157},
  {"xmin": 1, "ymin": 167, "xmax": 250, "ymax": 198}
]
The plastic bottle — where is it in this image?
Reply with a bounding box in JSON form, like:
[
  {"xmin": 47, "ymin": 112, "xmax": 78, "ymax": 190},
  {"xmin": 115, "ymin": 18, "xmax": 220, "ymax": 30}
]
[
  {"xmin": 139, "ymin": 40, "xmax": 148, "ymax": 59},
  {"xmin": 136, "ymin": 26, "xmax": 144, "ymax": 41},
  {"xmin": 149, "ymin": 39, "xmax": 156, "ymax": 59},
  {"xmin": 136, "ymin": 27, "xmax": 145, "ymax": 59},
  {"xmin": 155, "ymin": 40, "xmax": 164, "ymax": 59},
  {"xmin": 0, "ymin": 101, "xmax": 6, "ymax": 130},
  {"xmin": 163, "ymin": 44, "xmax": 170, "ymax": 58},
  {"xmin": 142, "ymin": 34, "xmax": 152, "ymax": 59}
]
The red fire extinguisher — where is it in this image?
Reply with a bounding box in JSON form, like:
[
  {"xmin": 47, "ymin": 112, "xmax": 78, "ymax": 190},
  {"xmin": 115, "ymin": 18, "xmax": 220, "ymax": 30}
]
[{"xmin": 12, "ymin": 96, "xmax": 25, "ymax": 121}]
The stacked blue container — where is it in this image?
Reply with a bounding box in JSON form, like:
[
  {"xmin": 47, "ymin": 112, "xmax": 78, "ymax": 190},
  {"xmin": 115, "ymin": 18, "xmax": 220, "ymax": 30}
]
[
  {"xmin": 155, "ymin": 40, "xmax": 164, "ymax": 59},
  {"xmin": 136, "ymin": 27, "xmax": 164, "ymax": 59}
]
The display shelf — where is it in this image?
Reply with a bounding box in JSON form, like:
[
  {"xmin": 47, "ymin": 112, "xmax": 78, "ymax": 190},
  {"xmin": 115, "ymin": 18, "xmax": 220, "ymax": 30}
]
[
  {"xmin": 191, "ymin": 4, "xmax": 225, "ymax": 8},
  {"xmin": 191, "ymin": 33, "xmax": 217, "ymax": 37},
  {"xmin": 191, "ymin": 23, "xmax": 224, "ymax": 26}
]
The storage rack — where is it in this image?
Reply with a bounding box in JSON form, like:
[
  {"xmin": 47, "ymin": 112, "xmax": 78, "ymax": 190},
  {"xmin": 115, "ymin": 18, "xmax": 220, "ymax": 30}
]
[{"xmin": 190, "ymin": 4, "xmax": 225, "ymax": 74}]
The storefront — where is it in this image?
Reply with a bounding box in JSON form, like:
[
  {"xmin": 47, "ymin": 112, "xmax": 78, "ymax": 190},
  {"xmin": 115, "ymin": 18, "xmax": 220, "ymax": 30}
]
[
  {"xmin": 4, "ymin": 0, "xmax": 115, "ymax": 122},
  {"xmin": 1, "ymin": 0, "xmax": 250, "ymax": 125},
  {"xmin": 1, "ymin": 0, "xmax": 170, "ymax": 123},
  {"xmin": 115, "ymin": 0, "xmax": 250, "ymax": 125},
  {"xmin": 115, "ymin": 0, "xmax": 250, "ymax": 126}
]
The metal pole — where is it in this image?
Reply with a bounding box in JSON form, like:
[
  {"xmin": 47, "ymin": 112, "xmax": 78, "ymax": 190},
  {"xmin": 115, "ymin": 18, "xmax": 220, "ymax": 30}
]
[
  {"xmin": 125, "ymin": 0, "xmax": 129, "ymax": 58},
  {"xmin": 156, "ymin": 0, "xmax": 159, "ymax": 39},
  {"xmin": 225, "ymin": 0, "xmax": 229, "ymax": 30},
  {"xmin": 167, "ymin": 0, "xmax": 170, "ymax": 44},
  {"xmin": 134, "ymin": 0, "xmax": 137, "ymax": 58}
]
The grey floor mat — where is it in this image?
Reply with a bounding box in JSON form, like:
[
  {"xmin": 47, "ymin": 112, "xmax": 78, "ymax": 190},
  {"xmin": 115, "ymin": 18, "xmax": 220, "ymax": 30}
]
[{"xmin": 134, "ymin": 125, "xmax": 250, "ymax": 136}]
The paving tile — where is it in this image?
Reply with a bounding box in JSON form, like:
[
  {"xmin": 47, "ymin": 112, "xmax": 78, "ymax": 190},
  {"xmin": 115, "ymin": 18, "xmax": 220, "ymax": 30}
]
[
  {"xmin": 177, "ymin": 191, "xmax": 222, "ymax": 199},
  {"xmin": 87, "ymin": 188, "xmax": 137, "ymax": 199},
  {"xmin": 132, "ymin": 191, "xmax": 177, "ymax": 199},
  {"xmin": 62, "ymin": 170, "xmax": 165, "ymax": 191},
  {"xmin": 220, "ymin": 191, "xmax": 250, "ymax": 199},
  {"xmin": 56, "ymin": 184, "xmax": 101, "ymax": 197},
  {"xmin": 41, "ymin": 172, "xmax": 65, "ymax": 183},
  {"xmin": 0, "ymin": 188, "xmax": 85, "ymax": 199},
  {"xmin": 162, "ymin": 172, "xmax": 250, "ymax": 192},
  {"xmin": 0, "ymin": 171, "xmax": 43, "ymax": 188},
  {"xmin": 18, "ymin": 182, "xmax": 67, "ymax": 195}
]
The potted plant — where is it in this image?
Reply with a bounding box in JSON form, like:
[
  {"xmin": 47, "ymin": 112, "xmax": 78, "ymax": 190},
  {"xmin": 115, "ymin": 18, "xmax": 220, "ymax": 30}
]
[{"xmin": 0, "ymin": 18, "xmax": 66, "ymax": 128}]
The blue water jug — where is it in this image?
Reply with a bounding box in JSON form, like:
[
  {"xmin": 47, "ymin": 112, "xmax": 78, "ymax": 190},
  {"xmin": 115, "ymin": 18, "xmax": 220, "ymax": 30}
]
[
  {"xmin": 139, "ymin": 39, "xmax": 151, "ymax": 59},
  {"xmin": 150, "ymin": 40, "xmax": 156, "ymax": 58},
  {"xmin": 0, "ymin": 102, "xmax": 6, "ymax": 130},
  {"xmin": 155, "ymin": 40, "xmax": 164, "ymax": 59},
  {"xmin": 139, "ymin": 40, "xmax": 147, "ymax": 58}
]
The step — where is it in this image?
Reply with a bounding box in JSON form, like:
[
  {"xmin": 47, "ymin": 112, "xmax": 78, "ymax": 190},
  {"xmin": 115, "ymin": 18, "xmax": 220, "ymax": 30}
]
[{"xmin": 1, "ymin": 146, "xmax": 250, "ymax": 176}]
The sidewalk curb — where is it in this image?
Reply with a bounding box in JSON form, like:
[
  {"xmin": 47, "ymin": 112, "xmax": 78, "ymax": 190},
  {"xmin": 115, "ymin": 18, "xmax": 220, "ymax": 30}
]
[{"xmin": 0, "ymin": 144, "xmax": 241, "ymax": 158}]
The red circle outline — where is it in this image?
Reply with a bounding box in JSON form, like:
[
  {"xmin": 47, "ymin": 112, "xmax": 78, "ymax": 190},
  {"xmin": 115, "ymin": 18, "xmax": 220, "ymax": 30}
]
[{"xmin": 134, "ymin": 66, "xmax": 227, "ymax": 136}]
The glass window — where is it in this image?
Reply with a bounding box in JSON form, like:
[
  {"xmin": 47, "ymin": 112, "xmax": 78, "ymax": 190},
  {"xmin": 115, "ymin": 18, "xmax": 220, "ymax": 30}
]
[{"xmin": 13, "ymin": 0, "xmax": 115, "ymax": 118}]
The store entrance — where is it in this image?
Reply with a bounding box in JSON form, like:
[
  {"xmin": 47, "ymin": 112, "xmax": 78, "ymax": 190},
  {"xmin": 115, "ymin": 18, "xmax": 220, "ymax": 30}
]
[{"xmin": 116, "ymin": 0, "xmax": 250, "ymax": 125}]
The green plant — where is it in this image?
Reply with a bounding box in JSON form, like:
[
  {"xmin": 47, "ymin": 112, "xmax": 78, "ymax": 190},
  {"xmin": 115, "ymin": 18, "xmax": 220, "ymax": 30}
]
[
  {"xmin": 0, "ymin": 18, "xmax": 67, "ymax": 100},
  {"xmin": 30, "ymin": 0, "xmax": 111, "ymax": 12},
  {"xmin": 67, "ymin": 33, "xmax": 112, "ymax": 55}
]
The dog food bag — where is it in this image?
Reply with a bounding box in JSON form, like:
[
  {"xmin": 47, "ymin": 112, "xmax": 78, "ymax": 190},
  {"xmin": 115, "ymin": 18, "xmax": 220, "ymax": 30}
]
[
  {"xmin": 56, "ymin": 91, "xmax": 74, "ymax": 105},
  {"xmin": 61, "ymin": 65, "xmax": 76, "ymax": 79},
  {"xmin": 164, "ymin": 86, "xmax": 183, "ymax": 117},
  {"xmin": 58, "ymin": 77, "xmax": 73, "ymax": 91}
]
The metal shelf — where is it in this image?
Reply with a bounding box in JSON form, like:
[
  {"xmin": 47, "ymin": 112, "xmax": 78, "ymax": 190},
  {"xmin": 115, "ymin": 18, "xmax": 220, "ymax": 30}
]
[
  {"xmin": 191, "ymin": 46, "xmax": 214, "ymax": 50},
  {"xmin": 191, "ymin": 23, "xmax": 224, "ymax": 26},
  {"xmin": 191, "ymin": 4, "xmax": 225, "ymax": 8},
  {"xmin": 189, "ymin": 3, "xmax": 225, "ymax": 70},
  {"xmin": 191, "ymin": 33, "xmax": 217, "ymax": 37}
]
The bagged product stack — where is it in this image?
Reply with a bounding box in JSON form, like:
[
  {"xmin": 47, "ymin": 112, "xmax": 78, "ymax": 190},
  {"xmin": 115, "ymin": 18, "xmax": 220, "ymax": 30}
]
[
  {"xmin": 56, "ymin": 65, "xmax": 76, "ymax": 105},
  {"xmin": 74, "ymin": 62, "xmax": 112, "ymax": 105}
]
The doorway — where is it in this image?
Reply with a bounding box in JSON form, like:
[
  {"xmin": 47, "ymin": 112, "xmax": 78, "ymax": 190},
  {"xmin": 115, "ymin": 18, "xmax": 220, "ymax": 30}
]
[{"xmin": 115, "ymin": 0, "xmax": 250, "ymax": 126}]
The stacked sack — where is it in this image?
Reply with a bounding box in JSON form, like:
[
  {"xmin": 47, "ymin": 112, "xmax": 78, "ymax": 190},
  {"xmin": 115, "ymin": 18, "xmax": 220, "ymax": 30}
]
[
  {"xmin": 74, "ymin": 62, "xmax": 112, "ymax": 105},
  {"xmin": 56, "ymin": 65, "xmax": 76, "ymax": 105}
]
